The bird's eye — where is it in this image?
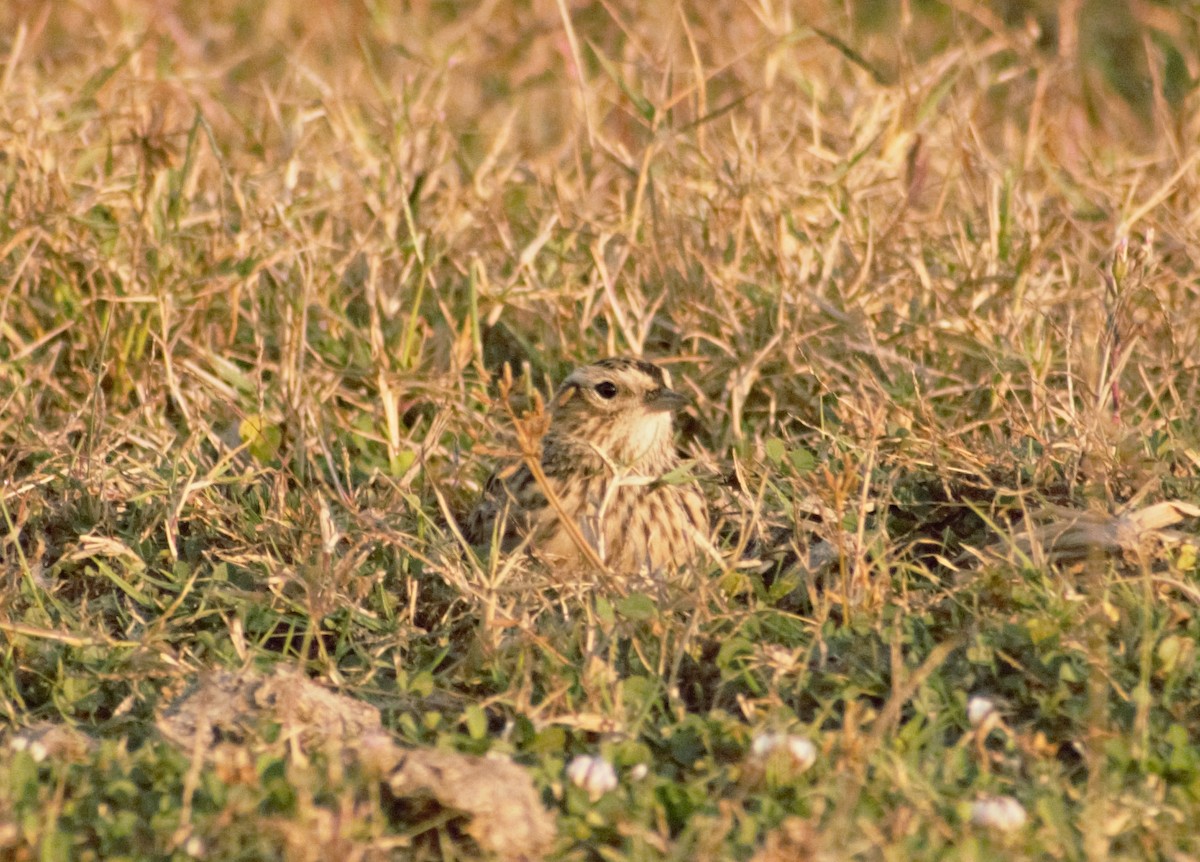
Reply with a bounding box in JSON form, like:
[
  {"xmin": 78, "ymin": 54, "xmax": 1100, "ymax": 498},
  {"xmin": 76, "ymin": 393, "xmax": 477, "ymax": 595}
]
[{"xmin": 594, "ymin": 381, "xmax": 619, "ymax": 399}]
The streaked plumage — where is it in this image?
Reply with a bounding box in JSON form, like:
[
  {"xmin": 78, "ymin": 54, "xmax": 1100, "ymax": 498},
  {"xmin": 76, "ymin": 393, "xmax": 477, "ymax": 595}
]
[{"xmin": 466, "ymin": 358, "xmax": 709, "ymax": 574}]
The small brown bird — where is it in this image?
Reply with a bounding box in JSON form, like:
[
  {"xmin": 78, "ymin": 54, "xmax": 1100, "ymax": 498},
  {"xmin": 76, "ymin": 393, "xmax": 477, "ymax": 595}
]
[{"xmin": 466, "ymin": 357, "xmax": 709, "ymax": 575}]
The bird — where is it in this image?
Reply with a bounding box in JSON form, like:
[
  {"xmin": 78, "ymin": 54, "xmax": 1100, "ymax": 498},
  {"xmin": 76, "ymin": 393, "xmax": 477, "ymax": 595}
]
[{"xmin": 465, "ymin": 357, "xmax": 710, "ymax": 575}]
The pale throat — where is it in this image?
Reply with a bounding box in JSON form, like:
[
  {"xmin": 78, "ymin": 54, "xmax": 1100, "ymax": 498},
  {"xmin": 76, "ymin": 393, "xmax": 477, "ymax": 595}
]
[
  {"xmin": 606, "ymin": 410, "xmax": 675, "ymax": 471},
  {"xmin": 548, "ymin": 410, "xmax": 675, "ymax": 474}
]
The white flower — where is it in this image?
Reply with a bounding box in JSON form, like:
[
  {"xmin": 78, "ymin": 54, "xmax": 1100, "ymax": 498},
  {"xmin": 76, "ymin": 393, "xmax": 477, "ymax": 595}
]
[
  {"xmin": 967, "ymin": 696, "xmax": 997, "ymax": 727},
  {"xmin": 970, "ymin": 795, "xmax": 1027, "ymax": 832},
  {"xmin": 760, "ymin": 644, "xmax": 801, "ymax": 672},
  {"xmin": 750, "ymin": 732, "xmax": 817, "ymax": 772},
  {"xmin": 628, "ymin": 763, "xmax": 649, "ymax": 781},
  {"xmin": 566, "ymin": 754, "xmax": 618, "ymax": 800},
  {"xmin": 750, "ymin": 731, "xmax": 786, "ymax": 757}
]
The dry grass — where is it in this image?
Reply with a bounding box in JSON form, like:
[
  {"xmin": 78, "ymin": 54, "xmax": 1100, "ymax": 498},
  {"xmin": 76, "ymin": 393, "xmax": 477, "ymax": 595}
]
[{"xmin": 2, "ymin": 1, "xmax": 1200, "ymax": 860}]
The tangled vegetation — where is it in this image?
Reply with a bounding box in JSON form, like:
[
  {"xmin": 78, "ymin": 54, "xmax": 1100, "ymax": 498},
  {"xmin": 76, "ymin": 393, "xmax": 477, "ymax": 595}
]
[{"xmin": 2, "ymin": 1, "xmax": 1200, "ymax": 859}]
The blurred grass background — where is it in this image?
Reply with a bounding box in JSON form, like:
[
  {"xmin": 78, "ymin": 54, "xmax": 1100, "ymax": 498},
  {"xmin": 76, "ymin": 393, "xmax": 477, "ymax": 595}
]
[{"xmin": 2, "ymin": 1, "xmax": 1200, "ymax": 859}]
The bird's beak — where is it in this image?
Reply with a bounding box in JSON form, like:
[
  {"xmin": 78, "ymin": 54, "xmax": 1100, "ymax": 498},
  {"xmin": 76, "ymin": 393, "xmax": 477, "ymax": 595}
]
[{"xmin": 644, "ymin": 387, "xmax": 690, "ymax": 413}]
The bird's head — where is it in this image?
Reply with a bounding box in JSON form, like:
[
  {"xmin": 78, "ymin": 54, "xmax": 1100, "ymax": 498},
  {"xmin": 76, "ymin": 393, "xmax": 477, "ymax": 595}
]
[{"xmin": 547, "ymin": 357, "xmax": 689, "ymax": 468}]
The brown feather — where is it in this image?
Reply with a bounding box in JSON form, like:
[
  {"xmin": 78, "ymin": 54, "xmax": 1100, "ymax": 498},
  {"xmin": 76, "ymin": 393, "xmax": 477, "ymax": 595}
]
[{"xmin": 466, "ymin": 358, "xmax": 709, "ymax": 575}]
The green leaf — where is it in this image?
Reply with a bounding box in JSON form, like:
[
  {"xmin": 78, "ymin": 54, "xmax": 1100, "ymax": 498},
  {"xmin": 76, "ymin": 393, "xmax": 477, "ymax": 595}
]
[
  {"xmin": 658, "ymin": 461, "xmax": 699, "ymax": 486},
  {"xmin": 716, "ymin": 636, "xmax": 754, "ymax": 672},
  {"xmin": 390, "ymin": 449, "xmax": 417, "ymax": 477},
  {"xmin": 40, "ymin": 827, "xmax": 72, "ymax": 862},
  {"xmin": 594, "ymin": 595, "xmax": 614, "ymax": 626},
  {"xmin": 528, "ymin": 725, "xmax": 567, "ymax": 754},
  {"xmin": 92, "ymin": 560, "xmax": 153, "ymax": 607},
  {"xmin": 464, "ymin": 704, "xmax": 488, "ymax": 740},
  {"xmin": 789, "ymin": 448, "xmax": 817, "ymax": 473},
  {"xmin": 1158, "ymin": 634, "xmax": 1193, "ymax": 674},
  {"xmin": 1161, "ymin": 39, "xmax": 1194, "ymax": 107},
  {"xmin": 1026, "ymin": 616, "xmax": 1059, "ymax": 645},
  {"xmin": 210, "ymin": 354, "xmax": 256, "ymax": 394},
  {"xmin": 239, "ymin": 415, "xmax": 282, "ymax": 463},
  {"xmin": 622, "ymin": 675, "xmax": 658, "ymax": 711},
  {"xmin": 615, "ymin": 593, "xmax": 658, "ymax": 621},
  {"xmin": 11, "ymin": 751, "xmax": 38, "ymax": 803}
]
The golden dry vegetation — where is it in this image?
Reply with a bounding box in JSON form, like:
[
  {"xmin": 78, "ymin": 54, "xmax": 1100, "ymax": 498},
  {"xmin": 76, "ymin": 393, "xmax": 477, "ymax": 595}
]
[{"xmin": 2, "ymin": 1, "xmax": 1200, "ymax": 860}]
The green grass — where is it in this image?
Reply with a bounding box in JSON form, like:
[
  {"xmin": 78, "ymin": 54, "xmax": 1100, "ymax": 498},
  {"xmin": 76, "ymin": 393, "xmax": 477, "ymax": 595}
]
[{"xmin": 3, "ymin": 1, "xmax": 1200, "ymax": 859}]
